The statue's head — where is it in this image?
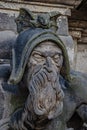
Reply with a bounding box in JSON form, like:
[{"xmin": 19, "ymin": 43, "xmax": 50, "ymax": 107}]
[
  {"xmin": 8, "ymin": 8, "xmax": 71, "ymax": 130},
  {"xmin": 9, "ymin": 28, "xmax": 70, "ymax": 84}
]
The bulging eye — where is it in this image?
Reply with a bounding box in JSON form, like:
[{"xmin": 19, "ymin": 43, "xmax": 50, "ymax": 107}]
[
  {"xmin": 54, "ymin": 54, "xmax": 60, "ymax": 59},
  {"xmin": 33, "ymin": 53, "xmax": 42, "ymax": 59},
  {"xmin": 53, "ymin": 53, "xmax": 63, "ymax": 67},
  {"xmin": 53, "ymin": 54, "xmax": 60, "ymax": 62},
  {"xmin": 33, "ymin": 53, "xmax": 45, "ymax": 62}
]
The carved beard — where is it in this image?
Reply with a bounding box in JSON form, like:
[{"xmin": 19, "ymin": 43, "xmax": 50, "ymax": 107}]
[
  {"xmin": 27, "ymin": 64, "xmax": 64, "ymax": 120},
  {"xmin": 9, "ymin": 65, "xmax": 64, "ymax": 130}
]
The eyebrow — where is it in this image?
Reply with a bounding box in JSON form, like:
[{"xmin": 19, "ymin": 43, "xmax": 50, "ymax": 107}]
[{"xmin": 32, "ymin": 50, "xmax": 62, "ymax": 57}]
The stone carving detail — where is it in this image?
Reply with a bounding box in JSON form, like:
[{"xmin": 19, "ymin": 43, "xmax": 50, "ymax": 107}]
[
  {"xmin": 0, "ymin": 8, "xmax": 87, "ymax": 130},
  {"xmin": 15, "ymin": 8, "xmax": 61, "ymax": 33}
]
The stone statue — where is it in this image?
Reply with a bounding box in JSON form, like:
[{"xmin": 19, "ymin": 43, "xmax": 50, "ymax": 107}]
[{"xmin": 0, "ymin": 8, "xmax": 87, "ymax": 130}]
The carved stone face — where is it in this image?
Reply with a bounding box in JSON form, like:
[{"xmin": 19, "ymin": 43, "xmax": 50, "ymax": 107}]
[
  {"xmin": 26, "ymin": 41, "xmax": 64, "ymax": 120},
  {"xmin": 9, "ymin": 41, "xmax": 65, "ymax": 130},
  {"xmin": 29, "ymin": 41, "xmax": 63, "ymax": 72}
]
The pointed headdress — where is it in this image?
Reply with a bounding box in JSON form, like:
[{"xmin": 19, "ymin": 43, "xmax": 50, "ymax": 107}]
[{"xmin": 8, "ymin": 8, "xmax": 71, "ymax": 84}]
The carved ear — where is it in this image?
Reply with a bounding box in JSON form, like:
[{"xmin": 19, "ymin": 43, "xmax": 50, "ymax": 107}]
[
  {"xmin": 49, "ymin": 11, "xmax": 62, "ymax": 19},
  {"xmin": 15, "ymin": 8, "xmax": 35, "ymax": 33},
  {"xmin": 48, "ymin": 11, "xmax": 62, "ymax": 32},
  {"xmin": 20, "ymin": 8, "xmax": 35, "ymax": 20}
]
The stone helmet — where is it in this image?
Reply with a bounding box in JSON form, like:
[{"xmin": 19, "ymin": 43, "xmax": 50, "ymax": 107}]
[{"xmin": 8, "ymin": 28, "xmax": 71, "ymax": 84}]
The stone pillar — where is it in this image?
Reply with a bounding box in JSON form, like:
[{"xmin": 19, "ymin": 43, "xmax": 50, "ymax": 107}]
[
  {"xmin": 57, "ymin": 16, "xmax": 75, "ymax": 69},
  {"xmin": 69, "ymin": 30, "xmax": 82, "ymax": 70}
]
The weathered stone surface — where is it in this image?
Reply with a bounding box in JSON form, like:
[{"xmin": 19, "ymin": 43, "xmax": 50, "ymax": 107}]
[
  {"xmin": 0, "ymin": 13, "xmax": 17, "ymax": 32},
  {"xmin": 0, "ymin": 80, "xmax": 12, "ymax": 121},
  {"xmin": 59, "ymin": 35, "xmax": 75, "ymax": 69},
  {"xmin": 57, "ymin": 16, "xmax": 69, "ymax": 36},
  {"xmin": 0, "ymin": 0, "xmax": 87, "ymax": 75},
  {"xmin": 0, "ymin": 1, "xmax": 71, "ymax": 15},
  {"xmin": 0, "ymin": 6, "xmax": 87, "ymax": 130},
  {"xmin": 69, "ymin": 20, "xmax": 87, "ymax": 29},
  {"xmin": 76, "ymin": 44, "xmax": 87, "ymax": 73},
  {"xmin": 0, "ymin": 82, "xmax": 4, "ymax": 120},
  {"xmin": 23, "ymin": 0, "xmax": 82, "ymax": 6},
  {"xmin": 0, "ymin": 31, "xmax": 17, "ymax": 60}
]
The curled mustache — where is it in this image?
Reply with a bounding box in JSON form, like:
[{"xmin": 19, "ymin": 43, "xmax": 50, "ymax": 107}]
[{"xmin": 28, "ymin": 65, "xmax": 64, "ymax": 119}]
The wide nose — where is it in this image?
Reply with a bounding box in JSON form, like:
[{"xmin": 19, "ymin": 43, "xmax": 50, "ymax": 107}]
[
  {"xmin": 45, "ymin": 57, "xmax": 53, "ymax": 68},
  {"xmin": 44, "ymin": 57, "xmax": 57, "ymax": 82}
]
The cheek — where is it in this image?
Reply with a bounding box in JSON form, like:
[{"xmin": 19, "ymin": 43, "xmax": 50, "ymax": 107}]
[
  {"xmin": 27, "ymin": 61, "xmax": 42, "ymax": 78},
  {"xmin": 29, "ymin": 58, "xmax": 45, "ymax": 67},
  {"xmin": 28, "ymin": 57, "xmax": 38, "ymax": 69},
  {"xmin": 59, "ymin": 57, "xmax": 63, "ymax": 67},
  {"xmin": 55, "ymin": 57, "xmax": 63, "ymax": 68},
  {"xmin": 30, "ymin": 58, "xmax": 38, "ymax": 65}
]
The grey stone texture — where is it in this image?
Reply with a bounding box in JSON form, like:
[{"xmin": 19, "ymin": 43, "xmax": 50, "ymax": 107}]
[
  {"xmin": 0, "ymin": 31, "xmax": 17, "ymax": 60},
  {"xmin": 0, "ymin": 12, "xmax": 17, "ymax": 32},
  {"xmin": 0, "ymin": 83, "xmax": 4, "ymax": 120},
  {"xmin": 0, "ymin": 1, "xmax": 87, "ymax": 130}
]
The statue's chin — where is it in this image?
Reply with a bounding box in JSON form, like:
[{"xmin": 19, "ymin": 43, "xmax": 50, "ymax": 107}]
[
  {"xmin": 32, "ymin": 84, "xmax": 64, "ymax": 119},
  {"xmin": 33, "ymin": 100, "xmax": 63, "ymax": 120},
  {"xmin": 48, "ymin": 101, "xmax": 63, "ymax": 119},
  {"xmin": 28, "ymin": 66, "xmax": 64, "ymax": 120}
]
